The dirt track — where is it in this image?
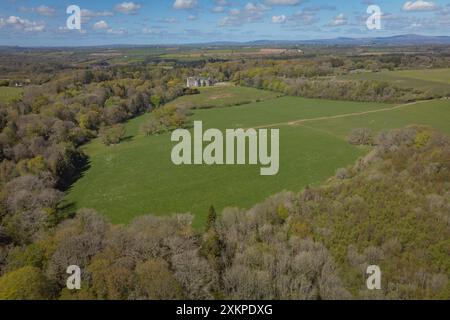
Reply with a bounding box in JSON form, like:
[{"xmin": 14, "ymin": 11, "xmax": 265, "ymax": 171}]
[{"xmin": 251, "ymin": 99, "xmax": 434, "ymax": 129}]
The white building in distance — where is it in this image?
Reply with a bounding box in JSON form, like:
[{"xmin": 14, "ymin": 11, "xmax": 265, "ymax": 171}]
[{"xmin": 186, "ymin": 76, "xmax": 215, "ymax": 88}]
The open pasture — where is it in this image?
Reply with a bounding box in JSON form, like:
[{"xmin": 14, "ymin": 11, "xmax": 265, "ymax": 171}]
[{"xmin": 65, "ymin": 87, "xmax": 449, "ymax": 228}]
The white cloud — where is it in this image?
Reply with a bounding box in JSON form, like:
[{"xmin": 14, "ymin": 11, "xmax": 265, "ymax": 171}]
[
  {"xmin": 142, "ymin": 27, "xmax": 155, "ymax": 34},
  {"xmin": 81, "ymin": 9, "xmax": 114, "ymax": 22},
  {"xmin": 142, "ymin": 27, "xmax": 166, "ymax": 35},
  {"xmin": 115, "ymin": 2, "xmax": 142, "ymax": 15},
  {"xmin": 107, "ymin": 28, "xmax": 127, "ymax": 35},
  {"xmin": 18, "ymin": 5, "xmax": 56, "ymax": 17},
  {"xmin": 265, "ymin": 0, "xmax": 302, "ymax": 5},
  {"xmin": 272, "ymin": 15, "xmax": 287, "ymax": 23},
  {"xmin": 160, "ymin": 17, "xmax": 178, "ymax": 24},
  {"xmin": 0, "ymin": 16, "xmax": 45, "ymax": 32},
  {"xmin": 219, "ymin": 3, "xmax": 270, "ymax": 26},
  {"xmin": 93, "ymin": 20, "xmax": 109, "ymax": 30},
  {"xmin": 212, "ymin": 0, "xmax": 231, "ymax": 13},
  {"xmin": 35, "ymin": 5, "xmax": 56, "ymax": 16},
  {"xmin": 173, "ymin": 0, "xmax": 198, "ymax": 10},
  {"xmin": 212, "ymin": 6, "xmax": 226, "ymax": 13},
  {"xmin": 328, "ymin": 13, "xmax": 347, "ymax": 26},
  {"xmin": 403, "ymin": 1, "xmax": 437, "ymax": 11},
  {"xmin": 290, "ymin": 9, "xmax": 320, "ymax": 26}
]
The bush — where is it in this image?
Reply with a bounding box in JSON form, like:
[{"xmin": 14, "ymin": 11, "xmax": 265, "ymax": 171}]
[
  {"xmin": 336, "ymin": 167, "xmax": 350, "ymax": 180},
  {"xmin": 100, "ymin": 124, "xmax": 126, "ymax": 146},
  {"xmin": 140, "ymin": 106, "xmax": 188, "ymax": 136},
  {"xmin": 141, "ymin": 117, "xmax": 165, "ymax": 136},
  {"xmin": 348, "ymin": 128, "xmax": 374, "ymax": 146}
]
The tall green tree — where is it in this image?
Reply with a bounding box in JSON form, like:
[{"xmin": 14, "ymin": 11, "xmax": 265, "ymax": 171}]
[{"xmin": 0, "ymin": 266, "xmax": 51, "ymax": 300}]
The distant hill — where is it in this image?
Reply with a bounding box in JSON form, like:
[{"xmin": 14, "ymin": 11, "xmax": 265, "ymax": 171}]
[
  {"xmin": 207, "ymin": 35, "xmax": 450, "ymax": 47},
  {"xmin": 1, "ymin": 34, "xmax": 450, "ymax": 50},
  {"xmin": 297, "ymin": 34, "xmax": 450, "ymax": 46}
]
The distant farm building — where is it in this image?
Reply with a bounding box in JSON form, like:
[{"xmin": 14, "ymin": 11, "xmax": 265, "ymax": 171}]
[{"xmin": 187, "ymin": 77, "xmax": 215, "ymax": 88}]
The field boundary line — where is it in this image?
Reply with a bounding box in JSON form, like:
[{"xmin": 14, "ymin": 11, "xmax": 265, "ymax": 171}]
[{"xmin": 250, "ymin": 99, "xmax": 435, "ymax": 129}]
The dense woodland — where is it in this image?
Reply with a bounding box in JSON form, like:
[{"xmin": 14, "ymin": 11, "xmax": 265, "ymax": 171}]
[
  {"xmin": 0, "ymin": 48, "xmax": 449, "ymax": 299},
  {"xmin": 203, "ymin": 53, "xmax": 450, "ymax": 102}
]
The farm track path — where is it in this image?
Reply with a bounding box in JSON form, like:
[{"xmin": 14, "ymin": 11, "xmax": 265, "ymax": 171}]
[{"xmin": 250, "ymin": 99, "xmax": 436, "ymax": 129}]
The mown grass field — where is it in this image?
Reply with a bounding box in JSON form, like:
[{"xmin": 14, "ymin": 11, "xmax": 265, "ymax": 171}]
[
  {"xmin": 65, "ymin": 86, "xmax": 450, "ymax": 228},
  {"xmin": 302, "ymin": 99, "xmax": 450, "ymax": 138},
  {"xmin": 0, "ymin": 87, "xmax": 22, "ymax": 104},
  {"xmin": 342, "ymin": 68, "xmax": 450, "ymax": 96}
]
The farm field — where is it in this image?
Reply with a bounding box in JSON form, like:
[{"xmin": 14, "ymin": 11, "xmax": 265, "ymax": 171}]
[
  {"xmin": 0, "ymin": 87, "xmax": 22, "ymax": 104},
  {"xmin": 342, "ymin": 68, "xmax": 450, "ymax": 96},
  {"xmin": 160, "ymin": 48, "xmax": 260, "ymax": 60},
  {"xmin": 64, "ymin": 87, "xmax": 450, "ymax": 228}
]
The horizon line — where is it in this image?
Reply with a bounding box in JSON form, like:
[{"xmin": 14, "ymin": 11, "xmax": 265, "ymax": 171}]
[{"xmin": 1, "ymin": 33, "xmax": 450, "ymax": 49}]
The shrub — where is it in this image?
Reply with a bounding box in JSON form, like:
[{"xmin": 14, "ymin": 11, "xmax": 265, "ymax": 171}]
[
  {"xmin": 336, "ymin": 168, "xmax": 350, "ymax": 180},
  {"xmin": 140, "ymin": 106, "xmax": 189, "ymax": 136},
  {"xmin": 100, "ymin": 124, "xmax": 126, "ymax": 146},
  {"xmin": 141, "ymin": 117, "xmax": 165, "ymax": 136},
  {"xmin": 348, "ymin": 128, "xmax": 374, "ymax": 146}
]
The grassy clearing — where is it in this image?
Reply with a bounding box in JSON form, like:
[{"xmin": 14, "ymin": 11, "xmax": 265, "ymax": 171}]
[
  {"xmin": 66, "ymin": 91, "xmax": 393, "ymax": 227},
  {"xmin": 0, "ymin": 87, "xmax": 22, "ymax": 104},
  {"xmin": 394, "ymin": 68, "xmax": 450, "ymax": 84},
  {"xmin": 342, "ymin": 68, "xmax": 450, "ymax": 96},
  {"xmin": 66, "ymin": 124, "xmax": 365, "ymax": 228},
  {"xmin": 301, "ymin": 99, "xmax": 450, "ymax": 139},
  {"xmin": 65, "ymin": 86, "xmax": 450, "ymax": 228}
]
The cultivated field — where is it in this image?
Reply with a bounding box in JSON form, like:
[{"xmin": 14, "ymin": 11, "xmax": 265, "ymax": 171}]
[
  {"xmin": 342, "ymin": 68, "xmax": 450, "ymax": 96},
  {"xmin": 65, "ymin": 86, "xmax": 450, "ymax": 228}
]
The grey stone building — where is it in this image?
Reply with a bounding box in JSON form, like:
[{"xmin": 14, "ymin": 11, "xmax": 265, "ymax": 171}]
[{"xmin": 186, "ymin": 76, "xmax": 215, "ymax": 88}]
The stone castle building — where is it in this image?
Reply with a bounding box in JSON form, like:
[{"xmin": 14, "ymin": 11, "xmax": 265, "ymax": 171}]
[{"xmin": 186, "ymin": 76, "xmax": 215, "ymax": 88}]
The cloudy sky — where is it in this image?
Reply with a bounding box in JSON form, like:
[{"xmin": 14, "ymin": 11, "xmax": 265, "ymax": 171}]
[{"xmin": 0, "ymin": 0, "xmax": 449, "ymax": 46}]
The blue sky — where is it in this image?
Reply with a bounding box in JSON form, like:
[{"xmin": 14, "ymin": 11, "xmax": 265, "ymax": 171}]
[{"xmin": 0, "ymin": 0, "xmax": 449, "ymax": 46}]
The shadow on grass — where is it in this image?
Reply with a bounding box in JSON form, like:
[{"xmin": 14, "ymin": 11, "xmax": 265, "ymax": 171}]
[
  {"xmin": 59, "ymin": 153, "xmax": 91, "ymax": 192},
  {"xmin": 120, "ymin": 135, "xmax": 134, "ymax": 143}
]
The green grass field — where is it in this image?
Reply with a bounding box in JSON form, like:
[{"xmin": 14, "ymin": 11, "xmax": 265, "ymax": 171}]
[
  {"xmin": 0, "ymin": 87, "xmax": 22, "ymax": 104},
  {"xmin": 302, "ymin": 99, "xmax": 450, "ymax": 138},
  {"xmin": 166, "ymin": 85, "xmax": 281, "ymax": 110},
  {"xmin": 343, "ymin": 68, "xmax": 450, "ymax": 96},
  {"xmin": 64, "ymin": 86, "xmax": 450, "ymax": 228}
]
